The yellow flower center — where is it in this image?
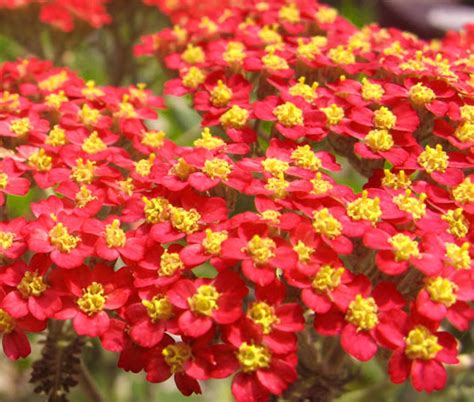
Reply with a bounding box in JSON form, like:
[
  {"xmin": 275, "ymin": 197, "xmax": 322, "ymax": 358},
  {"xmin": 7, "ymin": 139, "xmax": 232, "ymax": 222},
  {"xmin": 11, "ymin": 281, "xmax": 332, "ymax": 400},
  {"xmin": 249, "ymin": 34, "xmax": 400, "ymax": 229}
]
[
  {"xmin": 169, "ymin": 206, "xmax": 201, "ymax": 234},
  {"xmin": 220, "ymin": 105, "xmax": 249, "ymax": 129},
  {"xmin": 77, "ymin": 282, "xmax": 106, "ymax": 315},
  {"xmin": 75, "ymin": 185, "xmax": 97, "ymax": 208},
  {"xmin": 118, "ymin": 178, "xmax": 134, "ymax": 196},
  {"xmin": 291, "ymin": 145, "xmax": 322, "ymax": 171},
  {"xmin": 141, "ymin": 130, "xmax": 165, "ymax": 149},
  {"xmin": 17, "ymin": 271, "xmax": 47, "ymax": 298},
  {"xmin": 365, "ymin": 129, "xmax": 394, "ymax": 152},
  {"xmin": 0, "ymin": 231, "xmax": 14, "ymax": 250},
  {"xmin": 347, "ymin": 190, "xmax": 382, "ymax": 225},
  {"xmin": 203, "ymin": 158, "xmax": 232, "ymax": 180},
  {"xmin": 418, "ymin": 144, "xmax": 448, "ymax": 174},
  {"xmin": 162, "ymin": 343, "xmax": 192, "ymax": 374},
  {"xmin": 273, "ymin": 102, "xmax": 304, "ymax": 127},
  {"xmin": 258, "ymin": 25, "xmax": 282, "ymax": 45},
  {"xmin": 388, "ymin": 234, "xmax": 419, "ymax": 261},
  {"xmin": 79, "ymin": 104, "xmax": 101, "ymax": 126},
  {"xmin": 194, "ymin": 127, "xmax": 225, "ymax": 150},
  {"xmin": 405, "ymin": 325, "xmax": 442, "ymax": 360},
  {"xmin": 452, "ymin": 178, "xmax": 474, "ymax": 204},
  {"xmin": 328, "ymin": 45, "xmax": 355, "ymax": 64},
  {"xmin": 460, "ymin": 104, "xmax": 474, "ymax": 122},
  {"xmin": 223, "ymin": 41, "xmax": 246, "ymax": 66},
  {"xmin": 142, "ymin": 196, "xmax": 170, "ymax": 224},
  {"xmin": 279, "ymin": 2, "xmax": 300, "ymax": 23},
  {"xmin": 409, "ymin": 83, "xmax": 436, "ymax": 105},
  {"xmin": 425, "ymin": 277, "xmax": 457, "ymax": 307},
  {"xmin": 182, "ymin": 66, "xmax": 205, "ymax": 89},
  {"xmin": 0, "ymin": 308, "xmax": 15, "ymax": 334},
  {"xmin": 289, "ymin": 76, "xmax": 319, "ymax": 102},
  {"xmin": 245, "ymin": 235, "xmax": 276, "ymax": 265},
  {"xmin": 312, "ymin": 208, "xmax": 342, "ymax": 239},
  {"xmin": 445, "ymin": 242, "xmax": 471, "ymax": 270},
  {"xmin": 361, "ymin": 78, "xmax": 384, "ymax": 102},
  {"xmin": 199, "ymin": 16, "xmax": 217, "ymax": 34},
  {"xmin": 312, "ymin": 265, "xmax": 345, "ymax": 293},
  {"xmin": 82, "ymin": 131, "xmax": 107, "ymax": 154},
  {"xmin": 45, "ymin": 125, "xmax": 66, "ymax": 146},
  {"xmin": 39, "ymin": 71, "xmax": 68, "ymax": 92},
  {"xmin": 262, "ymin": 158, "xmax": 289, "ymax": 176},
  {"xmin": 373, "ymin": 106, "xmax": 397, "ymax": 130},
  {"xmin": 182, "ymin": 44, "xmax": 205, "ymax": 64},
  {"xmin": 159, "ymin": 250, "xmax": 184, "ymax": 277},
  {"xmin": 134, "ymin": 154, "xmax": 156, "ymax": 177},
  {"xmin": 315, "ymin": 6, "xmax": 338, "ymax": 24},
  {"xmin": 237, "ymin": 343, "xmax": 271, "ymax": 373},
  {"xmin": 345, "ymin": 295, "xmax": 379, "ymax": 331},
  {"xmin": 442, "ymin": 208, "xmax": 469, "ymax": 238},
  {"xmin": 49, "ymin": 223, "xmax": 80, "ymax": 253},
  {"xmin": 296, "ymin": 37, "xmax": 326, "ymax": 60},
  {"xmin": 104, "ymin": 219, "xmax": 126, "ymax": 248},
  {"xmin": 293, "ymin": 240, "xmax": 314, "ymax": 263},
  {"xmin": 28, "ymin": 148, "xmax": 53, "ymax": 172},
  {"xmin": 393, "ymin": 190, "xmax": 427, "ymax": 220},
  {"xmin": 188, "ymin": 285, "xmax": 220, "ymax": 316},
  {"xmin": 210, "ymin": 80, "xmax": 233, "ymax": 107},
  {"xmin": 454, "ymin": 121, "xmax": 474, "ymax": 143},
  {"xmin": 170, "ymin": 157, "xmax": 195, "ymax": 180},
  {"xmin": 0, "ymin": 172, "xmax": 8, "ymax": 189},
  {"xmin": 142, "ymin": 295, "xmax": 174, "ymax": 322},
  {"xmin": 115, "ymin": 96, "xmax": 137, "ymax": 119},
  {"xmin": 262, "ymin": 51, "xmax": 289, "ymax": 70},
  {"xmin": 259, "ymin": 210, "xmax": 281, "ymax": 224},
  {"xmin": 10, "ymin": 117, "xmax": 31, "ymax": 136},
  {"xmin": 71, "ymin": 158, "xmax": 96, "ymax": 184},
  {"xmin": 265, "ymin": 176, "xmax": 290, "ymax": 199},
  {"xmin": 382, "ymin": 169, "xmax": 411, "ymax": 190},
  {"xmin": 82, "ymin": 80, "xmax": 105, "ymax": 99},
  {"xmin": 202, "ymin": 229, "xmax": 228, "ymax": 256},
  {"xmin": 321, "ymin": 104, "xmax": 344, "ymax": 126},
  {"xmin": 247, "ymin": 302, "xmax": 279, "ymax": 334},
  {"xmin": 45, "ymin": 90, "xmax": 68, "ymax": 109}
]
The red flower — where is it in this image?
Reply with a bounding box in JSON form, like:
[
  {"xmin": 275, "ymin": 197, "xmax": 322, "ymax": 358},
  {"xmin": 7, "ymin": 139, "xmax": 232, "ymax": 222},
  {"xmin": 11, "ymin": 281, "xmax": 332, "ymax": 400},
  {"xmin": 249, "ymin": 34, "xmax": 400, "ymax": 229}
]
[
  {"xmin": 0, "ymin": 217, "xmax": 27, "ymax": 260},
  {"xmin": 167, "ymin": 271, "xmax": 247, "ymax": 337},
  {"xmin": 0, "ymin": 254, "xmax": 61, "ymax": 321},
  {"xmin": 0, "ymin": 158, "xmax": 30, "ymax": 205},
  {"xmin": 53, "ymin": 264, "xmax": 131, "ymax": 337}
]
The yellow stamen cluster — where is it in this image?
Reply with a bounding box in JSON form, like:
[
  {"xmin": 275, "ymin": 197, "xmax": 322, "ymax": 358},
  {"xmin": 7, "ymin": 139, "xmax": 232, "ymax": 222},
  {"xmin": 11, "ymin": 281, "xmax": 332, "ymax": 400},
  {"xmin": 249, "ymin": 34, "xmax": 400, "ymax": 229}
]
[
  {"xmin": 418, "ymin": 144, "xmax": 448, "ymax": 174},
  {"xmin": 262, "ymin": 158, "xmax": 289, "ymax": 176},
  {"xmin": 9, "ymin": 117, "xmax": 31, "ymax": 136},
  {"xmin": 409, "ymin": 83, "xmax": 436, "ymax": 105},
  {"xmin": 181, "ymin": 44, "xmax": 205, "ymax": 64},
  {"xmin": 293, "ymin": 240, "xmax": 314, "ymax": 263},
  {"xmin": 182, "ymin": 66, "xmax": 205, "ymax": 89},
  {"xmin": 382, "ymin": 170, "xmax": 411, "ymax": 190},
  {"xmin": 134, "ymin": 154, "xmax": 156, "ymax": 177},
  {"xmin": 346, "ymin": 190, "xmax": 382, "ymax": 225},
  {"xmin": 393, "ymin": 190, "xmax": 427, "ymax": 220},
  {"xmin": 188, "ymin": 285, "xmax": 220, "ymax": 316},
  {"xmin": 442, "ymin": 208, "xmax": 469, "ymax": 238},
  {"xmin": 82, "ymin": 131, "xmax": 107, "ymax": 154},
  {"xmin": 169, "ymin": 206, "xmax": 201, "ymax": 234},
  {"xmin": 77, "ymin": 282, "xmax": 106, "ymax": 315},
  {"xmin": 245, "ymin": 235, "xmax": 276, "ymax": 265},
  {"xmin": 159, "ymin": 250, "xmax": 184, "ymax": 277},
  {"xmin": 312, "ymin": 265, "xmax": 345, "ymax": 293},
  {"xmin": 312, "ymin": 208, "xmax": 342, "ymax": 239},
  {"xmin": 203, "ymin": 158, "xmax": 232, "ymax": 180},
  {"xmin": 220, "ymin": 105, "xmax": 249, "ymax": 129},
  {"xmin": 194, "ymin": 127, "xmax": 225, "ymax": 150},
  {"xmin": 237, "ymin": 343, "xmax": 271, "ymax": 373},
  {"xmin": 405, "ymin": 326, "xmax": 442, "ymax": 360},
  {"xmin": 321, "ymin": 104, "xmax": 344, "ymax": 126},
  {"xmin": 361, "ymin": 78, "xmax": 384, "ymax": 102},
  {"xmin": 71, "ymin": 158, "xmax": 96, "ymax": 184},
  {"xmin": 365, "ymin": 129, "xmax": 394, "ymax": 152},
  {"xmin": 388, "ymin": 234, "xmax": 420, "ymax": 261},
  {"xmin": 289, "ymin": 77, "xmax": 319, "ymax": 103},
  {"xmin": 247, "ymin": 302, "xmax": 279, "ymax": 334},
  {"xmin": 210, "ymin": 80, "xmax": 233, "ymax": 107},
  {"xmin": 345, "ymin": 295, "xmax": 379, "ymax": 331},
  {"xmin": 142, "ymin": 295, "xmax": 174, "ymax": 322},
  {"xmin": 143, "ymin": 196, "xmax": 170, "ymax": 224},
  {"xmin": 0, "ymin": 231, "xmax": 14, "ymax": 250},
  {"xmin": 49, "ymin": 223, "xmax": 80, "ymax": 253},
  {"xmin": 273, "ymin": 102, "xmax": 304, "ymax": 127},
  {"xmin": 452, "ymin": 178, "xmax": 474, "ymax": 204},
  {"xmin": 0, "ymin": 309, "xmax": 15, "ymax": 334},
  {"xmin": 425, "ymin": 277, "xmax": 457, "ymax": 307},
  {"xmin": 28, "ymin": 149, "xmax": 53, "ymax": 172},
  {"xmin": 141, "ymin": 130, "xmax": 165, "ymax": 149},
  {"xmin": 373, "ymin": 106, "xmax": 396, "ymax": 130},
  {"xmin": 162, "ymin": 343, "xmax": 192, "ymax": 373},
  {"xmin": 202, "ymin": 229, "xmax": 228, "ymax": 256},
  {"xmin": 105, "ymin": 219, "xmax": 126, "ymax": 248},
  {"xmin": 170, "ymin": 157, "xmax": 195, "ymax": 180},
  {"xmin": 45, "ymin": 125, "xmax": 67, "ymax": 146},
  {"xmin": 445, "ymin": 242, "xmax": 471, "ymax": 270}
]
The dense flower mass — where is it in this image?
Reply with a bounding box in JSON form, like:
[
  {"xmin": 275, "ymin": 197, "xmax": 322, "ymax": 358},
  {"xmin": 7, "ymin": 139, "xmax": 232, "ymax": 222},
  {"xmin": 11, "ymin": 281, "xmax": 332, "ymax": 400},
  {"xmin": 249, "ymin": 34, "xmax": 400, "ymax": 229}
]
[{"xmin": 1, "ymin": 1, "xmax": 474, "ymax": 401}]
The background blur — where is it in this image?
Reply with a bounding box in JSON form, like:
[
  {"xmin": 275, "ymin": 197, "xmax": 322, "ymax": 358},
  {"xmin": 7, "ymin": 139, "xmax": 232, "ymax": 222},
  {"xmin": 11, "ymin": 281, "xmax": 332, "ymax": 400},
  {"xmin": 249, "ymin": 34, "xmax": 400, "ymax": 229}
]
[{"xmin": 0, "ymin": 0, "xmax": 473, "ymax": 401}]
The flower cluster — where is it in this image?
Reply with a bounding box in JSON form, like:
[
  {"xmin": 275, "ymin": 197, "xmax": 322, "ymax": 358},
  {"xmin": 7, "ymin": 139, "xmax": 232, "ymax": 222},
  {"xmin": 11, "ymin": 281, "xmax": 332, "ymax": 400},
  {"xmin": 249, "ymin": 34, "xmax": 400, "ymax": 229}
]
[
  {"xmin": 0, "ymin": 0, "xmax": 240, "ymax": 31},
  {"xmin": 1, "ymin": 1, "xmax": 474, "ymax": 401}
]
